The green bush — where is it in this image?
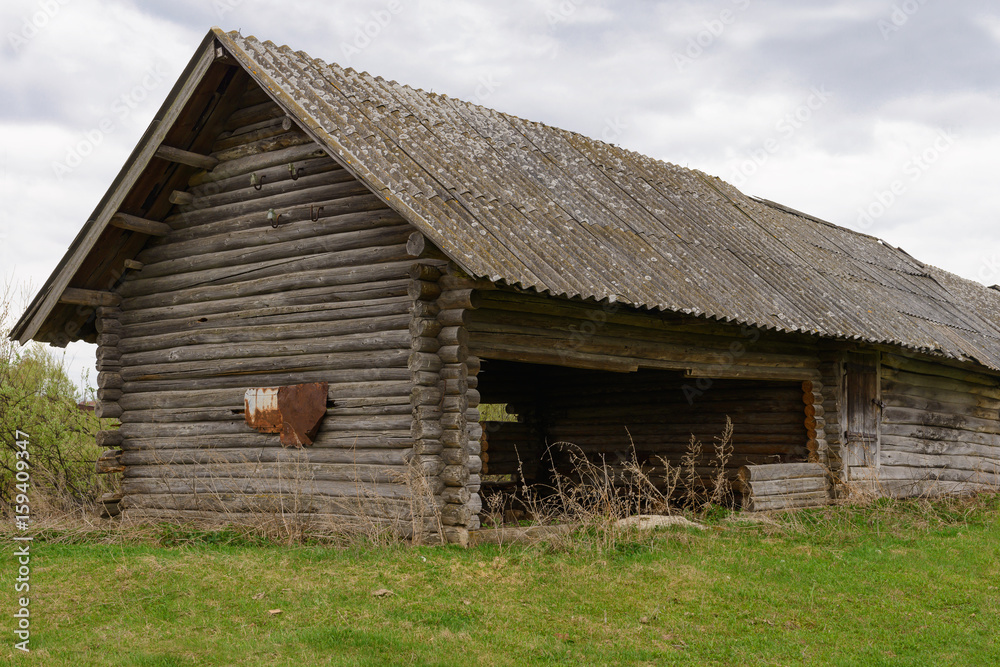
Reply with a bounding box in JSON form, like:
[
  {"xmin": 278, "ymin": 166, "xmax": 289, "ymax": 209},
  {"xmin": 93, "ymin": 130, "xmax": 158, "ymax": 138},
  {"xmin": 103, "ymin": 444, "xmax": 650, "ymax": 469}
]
[{"xmin": 1, "ymin": 284, "xmax": 112, "ymax": 509}]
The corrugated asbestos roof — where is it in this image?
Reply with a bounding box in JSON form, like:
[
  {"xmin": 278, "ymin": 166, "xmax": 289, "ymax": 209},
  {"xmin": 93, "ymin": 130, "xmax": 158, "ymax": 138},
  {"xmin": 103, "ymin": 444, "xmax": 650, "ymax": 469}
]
[{"xmin": 216, "ymin": 30, "xmax": 1000, "ymax": 370}]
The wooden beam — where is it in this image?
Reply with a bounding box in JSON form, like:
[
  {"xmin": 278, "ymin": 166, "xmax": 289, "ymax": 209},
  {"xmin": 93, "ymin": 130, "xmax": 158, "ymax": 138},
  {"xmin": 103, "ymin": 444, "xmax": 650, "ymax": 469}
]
[
  {"xmin": 168, "ymin": 190, "xmax": 194, "ymax": 206},
  {"xmin": 58, "ymin": 288, "xmax": 121, "ymax": 307},
  {"xmin": 155, "ymin": 144, "xmax": 219, "ymax": 170},
  {"xmin": 123, "ymin": 259, "xmax": 144, "ymax": 271},
  {"xmin": 110, "ymin": 213, "xmax": 172, "ymax": 237}
]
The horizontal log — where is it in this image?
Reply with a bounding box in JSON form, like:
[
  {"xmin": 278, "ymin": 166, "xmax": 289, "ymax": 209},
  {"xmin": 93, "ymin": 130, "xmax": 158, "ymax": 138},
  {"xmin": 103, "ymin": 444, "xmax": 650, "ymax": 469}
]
[
  {"xmin": 124, "ymin": 461, "xmax": 411, "ymax": 485},
  {"xmin": 868, "ymin": 465, "xmax": 1000, "ymax": 486},
  {"xmin": 879, "ymin": 450, "xmax": 1000, "ymax": 475},
  {"xmin": 881, "ymin": 352, "xmax": 1000, "ymax": 388},
  {"xmin": 110, "ymin": 213, "xmax": 172, "ymax": 237},
  {"xmin": 884, "ymin": 392, "xmax": 999, "ymax": 422},
  {"xmin": 121, "ymin": 292, "xmax": 412, "ymax": 340},
  {"xmin": 408, "ymin": 263, "xmax": 442, "ymax": 282},
  {"xmin": 122, "ymin": 432, "xmax": 414, "ymax": 451},
  {"xmin": 95, "ymin": 449, "xmax": 124, "ymax": 474},
  {"xmin": 468, "ymin": 311, "xmax": 817, "ymax": 366},
  {"xmin": 114, "ymin": 447, "xmax": 420, "ymax": 468},
  {"xmin": 685, "ymin": 366, "xmax": 821, "ymax": 381},
  {"xmin": 119, "ymin": 377, "xmax": 412, "ymax": 409},
  {"xmin": 475, "ymin": 292, "xmax": 815, "ymax": 351},
  {"xmin": 121, "ymin": 251, "xmax": 410, "ymax": 315},
  {"xmin": 881, "ymin": 406, "xmax": 1000, "ymax": 435},
  {"xmin": 96, "ymin": 429, "xmax": 123, "ymax": 447},
  {"xmin": 409, "ymin": 279, "xmax": 441, "ymax": 302},
  {"xmin": 438, "ymin": 309, "xmax": 471, "ymax": 327},
  {"xmin": 155, "ymin": 144, "xmax": 220, "ymax": 170},
  {"xmin": 209, "ymin": 129, "xmax": 312, "ymax": 165},
  {"xmin": 213, "ymin": 119, "xmax": 291, "ymax": 152},
  {"xmin": 223, "ymin": 101, "xmax": 285, "ymax": 133},
  {"xmin": 882, "ymin": 379, "xmax": 1000, "ymax": 411},
  {"xmin": 167, "ymin": 179, "xmax": 375, "ymax": 232},
  {"xmin": 188, "ymin": 143, "xmax": 327, "ymax": 188},
  {"xmin": 123, "ymin": 321, "xmax": 409, "ymax": 363},
  {"xmin": 746, "ymin": 492, "xmax": 831, "ymax": 512},
  {"xmin": 169, "ymin": 190, "xmax": 194, "ymax": 206},
  {"xmin": 736, "ymin": 477, "xmax": 828, "ymax": 497},
  {"xmin": 96, "ymin": 317, "xmax": 122, "ymax": 335},
  {"xmin": 59, "ymin": 288, "xmax": 120, "ymax": 307},
  {"xmin": 121, "ymin": 325, "xmax": 409, "ymax": 366},
  {"xmin": 131, "ymin": 225, "xmax": 411, "ymax": 291},
  {"xmin": 121, "ymin": 348, "xmax": 409, "ymax": 383},
  {"xmin": 880, "ymin": 422, "xmax": 999, "ymax": 448},
  {"xmin": 440, "ymin": 504, "xmax": 472, "ymax": 527},
  {"xmin": 881, "ymin": 366, "xmax": 1000, "ymax": 400},
  {"xmin": 438, "ymin": 289, "xmax": 480, "ymax": 311},
  {"xmin": 738, "ymin": 462, "xmax": 827, "ymax": 483},
  {"xmin": 880, "ymin": 434, "xmax": 1000, "ymax": 463},
  {"xmin": 121, "ymin": 477, "xmax": 416, "ymax": 502},
  {"xmin": 441, "ymin": 464, "xmax": 469, "ymax": 487}
]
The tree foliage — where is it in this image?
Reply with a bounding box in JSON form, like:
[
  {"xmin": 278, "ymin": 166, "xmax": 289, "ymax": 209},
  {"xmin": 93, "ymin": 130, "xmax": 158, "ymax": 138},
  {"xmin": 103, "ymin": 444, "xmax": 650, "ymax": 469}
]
[{"xmin": 1, "ymin": 283, "xmax": 111, "ymax": 508}]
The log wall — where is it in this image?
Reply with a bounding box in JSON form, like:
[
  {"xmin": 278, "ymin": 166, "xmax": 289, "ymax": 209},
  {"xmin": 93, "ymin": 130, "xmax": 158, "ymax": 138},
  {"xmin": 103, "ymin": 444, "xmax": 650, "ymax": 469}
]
[
  {"xmin": 877, "ymin": 351, "xmax": 1000, "ymax": 496},
  {"xmin": 101, "ymin": 86, "xmax": 424, "ymax": 526}
]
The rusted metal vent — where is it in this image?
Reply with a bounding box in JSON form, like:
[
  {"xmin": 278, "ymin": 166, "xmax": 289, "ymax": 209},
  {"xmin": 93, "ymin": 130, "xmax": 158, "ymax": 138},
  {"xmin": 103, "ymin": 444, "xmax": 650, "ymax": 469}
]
[{"xmin": 245, "ymin": 382, "xmax": 330, "ymax": 447}]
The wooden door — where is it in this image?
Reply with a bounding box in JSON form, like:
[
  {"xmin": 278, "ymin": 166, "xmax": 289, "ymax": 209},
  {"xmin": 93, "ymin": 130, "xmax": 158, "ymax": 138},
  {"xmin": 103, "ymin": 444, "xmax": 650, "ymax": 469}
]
[{"xmin": 843, "ymin": 352, "xmax": 880, "ymax": 467}]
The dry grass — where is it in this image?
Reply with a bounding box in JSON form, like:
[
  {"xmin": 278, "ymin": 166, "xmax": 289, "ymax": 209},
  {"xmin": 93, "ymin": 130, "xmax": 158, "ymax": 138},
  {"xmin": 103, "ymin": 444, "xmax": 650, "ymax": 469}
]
[{"xmin": 479, "ymin": 419, "xmax": 737, "ymax": 551}]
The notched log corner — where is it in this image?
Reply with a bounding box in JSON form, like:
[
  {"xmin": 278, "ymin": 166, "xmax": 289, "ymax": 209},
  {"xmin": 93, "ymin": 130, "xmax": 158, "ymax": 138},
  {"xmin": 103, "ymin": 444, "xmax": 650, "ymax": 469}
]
[
  {"xmin": 244, "ymin": 382, "xmax": 330, "ymax": 448},
  {"xmin": 95, "ymin": 449, "xmax": 125, "ymax": 474}
]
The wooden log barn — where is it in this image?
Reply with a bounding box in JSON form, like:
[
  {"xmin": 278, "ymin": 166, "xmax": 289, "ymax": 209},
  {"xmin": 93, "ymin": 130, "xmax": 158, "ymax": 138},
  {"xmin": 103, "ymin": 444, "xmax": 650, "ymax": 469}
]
[{"xmin": 12, "ymin": 29, "xmax": 1000, "ymax": 543}]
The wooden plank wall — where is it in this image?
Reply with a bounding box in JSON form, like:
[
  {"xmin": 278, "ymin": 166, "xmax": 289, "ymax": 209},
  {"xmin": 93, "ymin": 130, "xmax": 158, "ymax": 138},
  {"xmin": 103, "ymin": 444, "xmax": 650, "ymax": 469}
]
[
  {"xmin": 98, "ymin": 84, "xmax": 423, "ymax": 524},
  {"xmin": 878, "ymin": 352, "xmax": 1000, "ymax": 496}
]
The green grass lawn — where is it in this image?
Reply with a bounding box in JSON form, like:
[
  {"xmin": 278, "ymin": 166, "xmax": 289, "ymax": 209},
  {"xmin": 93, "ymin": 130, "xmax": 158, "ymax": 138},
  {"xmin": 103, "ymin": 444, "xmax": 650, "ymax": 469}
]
[{"xmin": 2, "ymin": 496, "xmax": 999, "ymax": 666}]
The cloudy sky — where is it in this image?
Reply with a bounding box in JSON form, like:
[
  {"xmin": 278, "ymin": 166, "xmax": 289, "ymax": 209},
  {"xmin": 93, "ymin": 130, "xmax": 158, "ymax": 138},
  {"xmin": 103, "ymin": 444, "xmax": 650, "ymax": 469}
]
[{"xmin": 2, "ymin": 0, "xmax": 999, "ymax": 391}]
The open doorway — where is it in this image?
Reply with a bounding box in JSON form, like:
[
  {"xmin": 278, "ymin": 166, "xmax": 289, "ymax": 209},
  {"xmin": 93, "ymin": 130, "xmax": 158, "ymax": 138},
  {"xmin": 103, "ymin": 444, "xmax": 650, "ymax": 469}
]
[{"xmin": 475, "ymin": 360, "xmax": 810, "ymax": 522}]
